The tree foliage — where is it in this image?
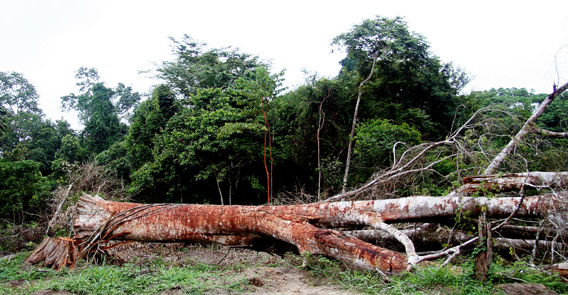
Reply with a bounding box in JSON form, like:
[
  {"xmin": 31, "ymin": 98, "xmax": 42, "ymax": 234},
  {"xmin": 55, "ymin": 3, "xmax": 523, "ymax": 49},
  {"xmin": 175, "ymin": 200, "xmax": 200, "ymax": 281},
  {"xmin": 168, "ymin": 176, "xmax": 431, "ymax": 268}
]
[
  {"xmin": 157, "ymin": 35, "xmax": 264, "ymax": 98},
  {"xmin": 333, "ymin": 16, "xmax": 469, "ymax": 138},
  {"xmin": 129, "ymin": 86, "xmax": 267, "ymax": 204},
  {"xmin": 0, "ymin": 71, "xmax": 42, "ymax": 116},
  {"xmin": 0, "ymin": 159, "xmax": 53, "ymax": 223},
  {"xmin": 352, "ymin": 118, "xmax": 421, "ymax": 181},
  {"xmin": 61, "ymin": 67, "xmax": 140, "ymax": 155}
]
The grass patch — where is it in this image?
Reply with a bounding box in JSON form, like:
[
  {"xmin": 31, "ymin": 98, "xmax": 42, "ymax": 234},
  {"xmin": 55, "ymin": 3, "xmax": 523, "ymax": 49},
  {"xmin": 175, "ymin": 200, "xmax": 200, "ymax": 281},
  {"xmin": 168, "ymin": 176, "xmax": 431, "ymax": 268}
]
[
  {"xmin": 0, "ymin": 252, "xmax": 251, "ymax": 295},
  {"xmin": 302, "ymin": 254, "xmax": 567, "ymax": 295},
  {"xmin": 2, "ymin": 249, "xmax": 566, "ymax": 295}
]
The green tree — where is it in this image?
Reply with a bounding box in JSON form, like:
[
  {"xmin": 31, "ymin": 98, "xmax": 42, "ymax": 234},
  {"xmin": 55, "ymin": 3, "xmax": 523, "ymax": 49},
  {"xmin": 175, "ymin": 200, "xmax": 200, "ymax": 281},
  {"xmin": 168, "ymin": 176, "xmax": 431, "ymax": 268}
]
[
  {"xmin": 0, "ymin": 72, "xmax": 75, "ymax": 175},
  {"xmin": 157, "ymin": 35, "xmax": 264, "ymax": 98},
  {"xmin": 129, "ymin": 82, "xmax": 272, "ymax": 204},
  {"xmin": 0, "ymin": 105, "xmax": 7, "ymax": 136},
  {"xmin": 0, "ymin": 159, "xmax": 52, "ymax": 223},
  {"xmin": 0, "ymin": 71, "xmax": 42, "ymax": 116},
  {"xmin": 126, "ymin": 85, "xmax": 179, "ymax": 171},
  {"xmin": 61, "ymin": 67, "xmax": 140, "ymax": 155},
  {"xmin": 332, "ymin": 16, "xmax": 469, "ymax": 138},
  {"xmin": 270, "ymin": 76, "xmax": 356, "ymax": 196},
  {"xmin": 233, "ymin": 67, "xmax": 283, "ymax": 203},
  {"xmin": 330, "ymin": 16, "xmax": 468, "ymax": 192},
  {"xmin": 465, "ymin": 88, "xmax": 568, "ymax": 172},
  {"xmin": 56, "ymin": 134, "xmax": 84, "ymax": 163},
  {"xmin": 352, "ymin": 118, "xmax": 421, "ymax": 182}
]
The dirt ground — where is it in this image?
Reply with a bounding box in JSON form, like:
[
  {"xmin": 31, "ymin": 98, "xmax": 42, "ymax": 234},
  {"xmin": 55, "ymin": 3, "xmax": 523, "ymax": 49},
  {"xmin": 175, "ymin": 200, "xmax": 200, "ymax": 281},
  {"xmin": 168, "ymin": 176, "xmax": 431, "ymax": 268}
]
[{"xmin": 109, "ymin": 242, "xmax": 361, "ymax": 295}]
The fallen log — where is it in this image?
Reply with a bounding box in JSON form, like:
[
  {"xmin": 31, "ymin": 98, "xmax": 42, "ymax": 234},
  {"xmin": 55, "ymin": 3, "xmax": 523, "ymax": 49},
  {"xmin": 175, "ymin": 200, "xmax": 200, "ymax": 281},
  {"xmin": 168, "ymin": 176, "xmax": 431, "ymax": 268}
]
[
  {"xmin": 453, "ymin": 172, "xmax": 568, "ymax": 196},
  {"xmin": 348, "ymin": 227, "xmax": 566, "ymax": 253},
  {"xmin": 27, "ymin": 191, "xmax": 566, "ymax": 272}
]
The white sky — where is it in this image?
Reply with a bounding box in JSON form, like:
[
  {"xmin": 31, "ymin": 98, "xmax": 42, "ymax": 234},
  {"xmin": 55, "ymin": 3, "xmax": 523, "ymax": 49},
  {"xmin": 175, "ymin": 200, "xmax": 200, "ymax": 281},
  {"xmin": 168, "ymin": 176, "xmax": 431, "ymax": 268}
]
[{"xmin": 1, "ymin": 0, "xmax": 568, "ymax": 129}]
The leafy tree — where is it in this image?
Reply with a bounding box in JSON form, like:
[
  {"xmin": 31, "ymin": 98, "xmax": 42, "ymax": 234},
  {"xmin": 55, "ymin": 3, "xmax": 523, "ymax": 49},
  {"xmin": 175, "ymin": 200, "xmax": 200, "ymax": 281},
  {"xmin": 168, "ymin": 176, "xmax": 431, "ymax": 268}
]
[
  {"xmin": 95, "ymin": 141, "xmax": 131, "ymax": 181},
  {"xmin": 352, "ymin": 118, "xmax": 421, "ymax": 182},
  {"xmin": 232, "ymin": 67, "xmax": 284, "ymax": 203},
  {"xmin": 0, "ymin": 72, "xmax": 75, "ymax": 176},
  {"xmin": 0, "ymin": 159, "xmax": 53, "ymax": 223},
  {"xmin": 0, "ymin": 71, "xmax": 42, "ymax": 116},
  {"xmin": 126, "ymin": 38, "xmax": 277, "ymax": 204},
  {"xmin": 129, "ymin": 81, "xmax": 272, "ymax": 204},
  {"xmin": 331, "ymin": 16, "xmax": 466, "ymax": 192},
  {"xmin": 61, "ymin": 67, "xmax": 140, "ymax": 155},
  {"xmin": 270, "ymin": 76, "xmax": 356, "ymax": 196},
  {"xmin": 0, "ymin": 106, "xmax": 7, "ymax": 136},
  {"xmin": 0, "ymin": 71, "xmax": 44, "ymax": 158},
  {"xmin": 157, "ymin": 35, "xmax": 264, "ymax": 99},
  {"xmin": 465, "ymin": 88, "xmax": 568, "ymax": 172},
  {"xmin": 332, "ymin": 16, "xmax": 469, "ymax": 138},
  {"xmin": 126, "ymin": 85, "xmax": 179, "ymax": 171},
  {"xmin": 56, "ymin": 134, "xmax": 84, "ymax": 163}
]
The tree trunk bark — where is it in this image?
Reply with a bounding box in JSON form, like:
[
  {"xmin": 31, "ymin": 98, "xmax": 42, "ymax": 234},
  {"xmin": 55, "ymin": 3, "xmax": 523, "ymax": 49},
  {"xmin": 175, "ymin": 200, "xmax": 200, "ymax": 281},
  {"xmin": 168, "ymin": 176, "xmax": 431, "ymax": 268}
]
[{"xmin": 27, "ymin": 190, "xmax": 566, "ymax": 271}]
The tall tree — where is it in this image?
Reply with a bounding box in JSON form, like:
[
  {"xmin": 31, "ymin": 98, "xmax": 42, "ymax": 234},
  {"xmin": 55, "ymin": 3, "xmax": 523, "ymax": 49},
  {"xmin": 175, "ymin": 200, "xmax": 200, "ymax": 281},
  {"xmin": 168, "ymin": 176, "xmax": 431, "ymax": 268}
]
[
  {"xmin": 129, "ymin": 86, "xmax": 267, "ymax": 204},
  {"xmin": 126, "ymin": 84, "xmax": 179, "ymax": 171},
  {"xmin": 0, "ymin": 71, "xmax": 42, "ymax": 116},
  {"xmin": 332, "ymin": 16, "xmax": 469, "ymax": 192},
  {"xmin": 234, "ymin": 67, "xmax": 283, "ymax": 204},
  {"xmin": 333, "ymin": 16, "xmax": 416, "ymax": 193},
  {"xmin": 61, "ymin": 67, "xmax": 140, "ymax": 155},
  {"xmin": 157, "ymin": 35, "xmax": 264, "ymax": 99}
]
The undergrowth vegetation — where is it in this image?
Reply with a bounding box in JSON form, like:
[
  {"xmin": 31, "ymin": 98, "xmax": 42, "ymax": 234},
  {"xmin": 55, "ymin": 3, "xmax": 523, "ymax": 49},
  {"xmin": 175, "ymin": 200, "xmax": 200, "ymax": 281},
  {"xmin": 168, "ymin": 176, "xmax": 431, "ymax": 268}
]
[
  {"xmin": 302, "ymin": 253, "xmax": 568, "ymax": 295},
  {"xmin": 2, "ymin": 250, "xmax": 566, "ymax": 295},
  {"xmin": 0, "ymin": 252, "xmax": 250, "ymax": 295}
]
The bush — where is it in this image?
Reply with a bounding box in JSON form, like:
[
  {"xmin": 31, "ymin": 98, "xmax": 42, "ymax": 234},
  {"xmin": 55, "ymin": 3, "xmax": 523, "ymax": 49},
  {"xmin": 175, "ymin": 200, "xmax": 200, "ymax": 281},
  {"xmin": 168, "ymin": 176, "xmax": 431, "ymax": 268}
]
[
  {"xmin": 0, "ymin": 159, "xmax": 53, "ymax": 223},
  {"xmin": 352, "ymin": 118, "xmax": 421, "ymax": 182}
]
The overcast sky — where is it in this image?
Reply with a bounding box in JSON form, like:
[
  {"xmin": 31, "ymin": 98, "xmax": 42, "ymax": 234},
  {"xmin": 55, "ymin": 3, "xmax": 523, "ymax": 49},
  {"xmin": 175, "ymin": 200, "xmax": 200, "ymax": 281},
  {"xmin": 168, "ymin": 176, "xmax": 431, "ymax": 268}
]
[{"xmin": 2, "ymin": 0, "xmax": 568, "ymax": 129}]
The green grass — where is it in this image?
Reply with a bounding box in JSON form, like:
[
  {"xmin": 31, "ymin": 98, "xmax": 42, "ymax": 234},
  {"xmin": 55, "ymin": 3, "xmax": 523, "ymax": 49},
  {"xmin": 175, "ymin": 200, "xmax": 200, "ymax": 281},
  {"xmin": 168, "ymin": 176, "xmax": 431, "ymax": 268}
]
[
  {"xmin": 0, "ymin": 252, "xmax": 251, "ymax": 295},
  {"xmin": 2, "ymin": 250, "xmax": 567, "ymax": 295},
  {"xmin": 302, "ymin": 254, "xmax": 568, "ymax": 295}
]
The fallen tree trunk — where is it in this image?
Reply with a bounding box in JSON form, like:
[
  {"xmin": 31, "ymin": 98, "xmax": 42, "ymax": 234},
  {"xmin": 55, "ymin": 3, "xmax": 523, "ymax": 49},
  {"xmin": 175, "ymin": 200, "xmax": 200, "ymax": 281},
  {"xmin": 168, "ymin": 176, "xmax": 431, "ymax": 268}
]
[
  {"xmin": 27, "ymin": 191, "xmax": 566, "ymax": 272},
  {"xmin": 452, "ymin": 172, "xmax": 568, "ymax": 196},
  {"xmin": 348, "ymin": 226, "xmax": 567, "ymax": 252}
]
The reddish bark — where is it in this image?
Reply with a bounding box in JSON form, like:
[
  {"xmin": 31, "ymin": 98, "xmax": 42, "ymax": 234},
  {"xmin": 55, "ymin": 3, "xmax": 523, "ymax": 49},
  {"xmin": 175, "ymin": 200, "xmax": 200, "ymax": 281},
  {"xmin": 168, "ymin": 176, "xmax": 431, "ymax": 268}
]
[
  {"xmin": 27, "ymin": 190, "xmax": 566, "ymax": 272},
  {"xmin": 71, "ymin": 193, "xmax": 408, "ymax": 272}
]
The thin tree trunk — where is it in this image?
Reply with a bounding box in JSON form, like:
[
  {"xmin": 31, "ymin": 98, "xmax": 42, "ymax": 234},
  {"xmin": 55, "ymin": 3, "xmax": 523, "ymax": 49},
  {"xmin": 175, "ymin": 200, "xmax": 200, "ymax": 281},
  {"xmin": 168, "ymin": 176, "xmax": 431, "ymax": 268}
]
[
  {"xmin": 317, "ymin": 91, "xmax": 330, "ymax": 200},
  {"xmin": 342, "ymin": 56, "xmax": 378, "ymax": 194},
  {"xmin": 214, "ymin": 173, "xmax": 224, "ymax": 206},
  {"xmin": 261, "ymin": 101, "xmax": 272, "ymax": 204}
]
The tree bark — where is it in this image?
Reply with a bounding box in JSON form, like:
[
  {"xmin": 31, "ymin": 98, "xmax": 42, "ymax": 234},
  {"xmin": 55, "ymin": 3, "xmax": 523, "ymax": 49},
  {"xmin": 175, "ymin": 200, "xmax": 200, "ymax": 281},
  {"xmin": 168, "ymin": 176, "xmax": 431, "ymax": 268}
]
[{"xmin": 27, "ymin": 190, "xmax": 566, "ymax": 271}]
